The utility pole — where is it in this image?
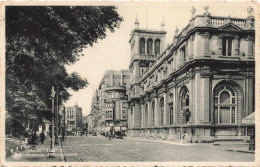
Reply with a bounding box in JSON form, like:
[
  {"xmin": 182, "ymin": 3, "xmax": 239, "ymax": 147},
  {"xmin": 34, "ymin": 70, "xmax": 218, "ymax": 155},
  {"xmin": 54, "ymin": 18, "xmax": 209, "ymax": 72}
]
[{"xmin": 49, "ymin": 86, "xmax": 56, "ymax": 157}]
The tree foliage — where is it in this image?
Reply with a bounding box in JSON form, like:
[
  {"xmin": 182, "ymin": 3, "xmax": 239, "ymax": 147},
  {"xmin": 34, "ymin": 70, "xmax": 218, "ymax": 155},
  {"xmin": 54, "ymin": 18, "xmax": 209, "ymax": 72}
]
[{"xmin": 6, "ymin": 6, "xmax": 123, "ymax": 136}]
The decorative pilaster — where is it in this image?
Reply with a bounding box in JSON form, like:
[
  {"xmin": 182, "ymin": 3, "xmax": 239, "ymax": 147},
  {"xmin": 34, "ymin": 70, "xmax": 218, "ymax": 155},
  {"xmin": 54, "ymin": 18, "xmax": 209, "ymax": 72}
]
[
  {"xmin": 189, "ymin": 35, "xmax": 195, "ymax": 60},
  {"xmin": 233, "ymin": 36, "xmax": 239, "ymax": 56},
  {"xmin": 202, "ymin": 32, "xmax": 210, "ymax": 57},
  {"xmin": 217, "ymin": 35, "xmax": 223, "ymax": 55},
  {"xmin": 246, "ymin": 35, "xmax": 254, "ymax": 59},
  {"xmin": 154, "ymin": 96, "xmax": 158, "ymax": 126},
  {"xmin": 141, "ymin": 103, "xmax": 144, "ymax": 128},
  {"xmin": 147, "ymin": 100, "xmax": 151, "ymax": 127},
  {"xmin": 145, "ymin": 41, "xmax": 147, "ymax": 55},
  {"xmin": 163, "ymin": 88, "xmax": 167, "ymax": 126}
]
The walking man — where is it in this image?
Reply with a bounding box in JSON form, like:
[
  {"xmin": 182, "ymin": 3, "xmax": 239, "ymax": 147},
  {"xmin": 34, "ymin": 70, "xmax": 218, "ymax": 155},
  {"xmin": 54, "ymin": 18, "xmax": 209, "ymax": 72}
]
[{"xmin": 40, "ymin": 131, "xmax": 46, "ymax": 144}]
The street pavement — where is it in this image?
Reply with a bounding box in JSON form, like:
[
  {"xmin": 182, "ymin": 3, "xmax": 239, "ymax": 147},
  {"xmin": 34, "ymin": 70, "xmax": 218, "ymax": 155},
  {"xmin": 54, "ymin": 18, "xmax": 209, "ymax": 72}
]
[{"xmin": 61, "ymin": 135, "xmax": 254, "ymax": 162}]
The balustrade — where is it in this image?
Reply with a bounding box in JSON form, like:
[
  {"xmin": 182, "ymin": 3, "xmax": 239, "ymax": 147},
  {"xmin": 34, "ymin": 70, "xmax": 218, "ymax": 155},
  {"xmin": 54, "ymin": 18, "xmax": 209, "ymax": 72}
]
[{"xmin": 210, "ymin": 17, "xmax": 247, "ymax": 28}]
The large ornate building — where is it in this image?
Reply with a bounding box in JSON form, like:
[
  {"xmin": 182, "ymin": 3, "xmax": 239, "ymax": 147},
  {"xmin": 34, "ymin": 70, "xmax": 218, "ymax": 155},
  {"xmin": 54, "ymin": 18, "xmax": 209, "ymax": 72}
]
[
  {"xmin": 90, "ymin": 70, "xmax": 130, "ymax": 133},
  {"xmin": 127, "ymin": 6, "xmax": 255, "ymax": 142}
]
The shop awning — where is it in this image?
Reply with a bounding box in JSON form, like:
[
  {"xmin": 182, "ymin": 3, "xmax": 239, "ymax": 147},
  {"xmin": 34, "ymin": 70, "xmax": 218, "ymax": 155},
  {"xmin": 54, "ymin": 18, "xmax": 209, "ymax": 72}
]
[{"xmin": 242, "ymin": 112, "xmax": 255, "ymax": 124}]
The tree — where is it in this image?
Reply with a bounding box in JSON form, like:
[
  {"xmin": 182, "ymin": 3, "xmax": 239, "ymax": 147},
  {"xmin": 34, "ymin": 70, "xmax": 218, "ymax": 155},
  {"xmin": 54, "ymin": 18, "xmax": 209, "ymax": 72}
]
[{"xmin": 6, "ymin": 6, "xmax": 123, "ymax": 137}]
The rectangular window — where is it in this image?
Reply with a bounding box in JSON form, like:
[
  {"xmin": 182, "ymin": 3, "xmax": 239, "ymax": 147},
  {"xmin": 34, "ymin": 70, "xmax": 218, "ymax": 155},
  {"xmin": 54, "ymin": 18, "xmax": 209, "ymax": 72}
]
[{"xmin": 222, "ymin": 37, "xmax": 232, "ymax": 56}]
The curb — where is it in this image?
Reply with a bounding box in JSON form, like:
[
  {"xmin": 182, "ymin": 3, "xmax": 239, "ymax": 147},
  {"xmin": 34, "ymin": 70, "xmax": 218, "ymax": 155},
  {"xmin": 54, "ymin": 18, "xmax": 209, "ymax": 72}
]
[{"xmin": 226, "ymin": 149, "xmax": 255, "ymax": 154}]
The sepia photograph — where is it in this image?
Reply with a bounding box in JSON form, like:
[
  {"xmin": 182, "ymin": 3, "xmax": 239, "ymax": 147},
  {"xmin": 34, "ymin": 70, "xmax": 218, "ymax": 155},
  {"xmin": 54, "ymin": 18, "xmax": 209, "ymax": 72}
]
[{"xmin": 1, "ymin": 1, "xmax": 258, "ymax": 165}]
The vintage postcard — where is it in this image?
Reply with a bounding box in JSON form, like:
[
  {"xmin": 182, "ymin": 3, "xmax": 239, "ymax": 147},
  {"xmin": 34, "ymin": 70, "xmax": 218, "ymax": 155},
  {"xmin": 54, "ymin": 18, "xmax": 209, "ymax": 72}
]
[{"xmin": 0, "ymin": 0, "xmax": 259, "ymax": 166}]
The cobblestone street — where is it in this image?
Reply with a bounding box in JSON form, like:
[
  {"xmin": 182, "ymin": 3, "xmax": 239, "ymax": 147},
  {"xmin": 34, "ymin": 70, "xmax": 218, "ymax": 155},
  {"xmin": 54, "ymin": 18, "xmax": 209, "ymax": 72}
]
[{"xmin": 61, "ymin": 136, "xmax": 254, "ymax": 162}]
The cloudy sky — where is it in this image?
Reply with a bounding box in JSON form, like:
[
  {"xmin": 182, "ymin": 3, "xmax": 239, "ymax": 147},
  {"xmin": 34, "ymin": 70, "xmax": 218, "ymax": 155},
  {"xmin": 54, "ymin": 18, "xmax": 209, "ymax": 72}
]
[{"xmin": 65, "ymin": 2, "xmax": 251, "ymax": 116}]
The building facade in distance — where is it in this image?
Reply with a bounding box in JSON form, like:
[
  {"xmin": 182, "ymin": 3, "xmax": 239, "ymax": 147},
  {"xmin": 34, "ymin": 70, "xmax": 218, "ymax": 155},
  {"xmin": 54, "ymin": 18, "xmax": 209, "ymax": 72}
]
[
  {"xmin": 65, "ymin": 103, "xmax": 83, "ymax": 131},
  {"xmin": 127, "ymin": 6, "xmax": 255, "ymax": 142},
  {"xmin": 90, "ymin": 70, "xmax": 130, "ymax": 133}
]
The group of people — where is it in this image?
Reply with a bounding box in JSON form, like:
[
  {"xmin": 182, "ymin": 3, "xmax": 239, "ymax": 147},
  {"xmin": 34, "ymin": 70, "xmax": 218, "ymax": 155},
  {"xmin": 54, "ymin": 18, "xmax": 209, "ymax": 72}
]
[{"xmin": 27, "ymin": 131, "xmax": 46, "ymax": 147}]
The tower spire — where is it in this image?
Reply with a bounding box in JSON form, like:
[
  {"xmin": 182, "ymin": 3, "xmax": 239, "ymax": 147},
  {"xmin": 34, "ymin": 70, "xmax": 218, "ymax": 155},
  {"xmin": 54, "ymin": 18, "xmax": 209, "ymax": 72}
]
[
  {"xmin": 135, "ymin": 14, "xmax": 139, "ymax": 29},
  {"xmin": 161, "ymin": 16, "xmax": 165, "ymax": 30}
]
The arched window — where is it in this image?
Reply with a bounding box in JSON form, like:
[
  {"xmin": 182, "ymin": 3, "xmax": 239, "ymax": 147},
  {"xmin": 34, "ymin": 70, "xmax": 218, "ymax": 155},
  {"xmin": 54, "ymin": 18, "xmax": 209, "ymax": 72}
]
[
  {"xmin": 145, "ymin": 104, "xmax": 148, "ymax": 127},
  {"xmin": 151, "ymin": 102, "xmax": 155, "ymax": 126},
  {"xmin": 159, "ymin": 98, "xmax": 164, "ymax": 126},
  {"xmin": 147, "ymin": 39, "xmax": 153, "ymax": 55},
  {"xmin": 140, "ymin": 38, "xmax": 145, "ymax": 54},
  {"xmin": 180, "ymin": 87, "xmax": 190, "ymax": 124},
  {"xmin": 155, "ymin": 39, "xmax": 161, "ymax": 55},
  {"xmin": 214, "ymin": 85, "xmax": 236, "ymax": 124}
]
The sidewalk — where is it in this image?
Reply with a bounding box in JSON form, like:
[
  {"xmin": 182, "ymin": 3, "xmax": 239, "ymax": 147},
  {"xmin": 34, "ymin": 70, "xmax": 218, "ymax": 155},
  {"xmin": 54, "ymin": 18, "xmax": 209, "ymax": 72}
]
[
  {"xmin": 6, "ymin": 137, "xmax": 65, "ymax": 162},
  {"xmin": 212, "ymin": 141, "xmax": 255, "ymax": 154},
  {"xmin": 126, "ymin": 137, "xmax": 255, "ymax": 154}
]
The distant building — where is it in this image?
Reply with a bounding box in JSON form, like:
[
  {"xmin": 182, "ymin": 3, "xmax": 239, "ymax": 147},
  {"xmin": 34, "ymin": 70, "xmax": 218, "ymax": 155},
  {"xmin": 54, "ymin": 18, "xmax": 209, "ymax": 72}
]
[
  {"xmin": 90, "ymin": 70, "xmax": 130, "ymax": 133},
  {"xmin": 65, "ymin": 103, "xmax": 83, "ymax": 130}
]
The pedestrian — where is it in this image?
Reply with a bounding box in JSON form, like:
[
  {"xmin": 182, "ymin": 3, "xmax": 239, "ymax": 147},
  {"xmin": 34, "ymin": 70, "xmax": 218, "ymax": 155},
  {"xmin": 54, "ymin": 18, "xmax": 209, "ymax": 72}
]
[
  {"xmin": 40, "ymin": 131, "xmax": 46, "ymax": 144},
  {"xmin": 109, "ymin": 126, "xmax": 113, "ymax": 140},
  {"xmin": 31, "ymin": 131, "xmax": 37, "ymax": 149}
]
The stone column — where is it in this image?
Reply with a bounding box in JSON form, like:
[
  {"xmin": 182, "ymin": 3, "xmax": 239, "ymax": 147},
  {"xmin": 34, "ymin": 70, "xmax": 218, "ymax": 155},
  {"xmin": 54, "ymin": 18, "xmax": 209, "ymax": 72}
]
[
  {"xmin": 147, "ymin": 100, "xmax": 151, "ymax": 127},
  {"xmin": 152, "ymin": 40, "xmax": 155, "ymax": 55},
  {"xmin": 145, "ymin": 41, "xmax": 147, "ymax": 55},
  {"xmin": 172, "ymin": 87, "xmax": 176, "ymax": 124},
  {"xmin": 154, "ymin": 97, "xmax": 158, "ymax": 126},
  {"xmin": 163, "ymin": 91, "xmax": 167, "ymax": 126}
]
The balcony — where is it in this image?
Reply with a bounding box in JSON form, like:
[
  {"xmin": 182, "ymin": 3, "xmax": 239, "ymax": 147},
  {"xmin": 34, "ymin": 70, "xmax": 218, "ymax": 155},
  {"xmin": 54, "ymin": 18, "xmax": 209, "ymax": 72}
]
[
  {"xmin": 131, "ymin": 54, "xmax": 157, "ymax": 63},
  {"xmin": 105, "ymin": 85, "xmax": 126, "ymax": 92},
  {"xmin": 104, "ymin": 117, "xmax": 113, "ymax": 121}
]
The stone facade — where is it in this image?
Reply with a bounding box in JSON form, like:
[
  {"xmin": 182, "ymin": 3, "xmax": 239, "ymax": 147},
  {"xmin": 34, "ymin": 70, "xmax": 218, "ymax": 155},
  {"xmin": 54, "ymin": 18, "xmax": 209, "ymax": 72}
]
[
  {"xmin": 127, "ymin": 7, "xmax": 255, "ymax": 143},
  {"xmin": 90, "ymin": 70, "xmax": 130, "ymax": 133}
]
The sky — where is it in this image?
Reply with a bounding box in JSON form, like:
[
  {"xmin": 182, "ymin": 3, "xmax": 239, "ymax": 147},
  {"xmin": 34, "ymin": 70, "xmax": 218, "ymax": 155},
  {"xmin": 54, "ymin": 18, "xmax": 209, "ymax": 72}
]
[{"xmin": 65, "ymin": 2, "xmax": 251, "ymax": 116}]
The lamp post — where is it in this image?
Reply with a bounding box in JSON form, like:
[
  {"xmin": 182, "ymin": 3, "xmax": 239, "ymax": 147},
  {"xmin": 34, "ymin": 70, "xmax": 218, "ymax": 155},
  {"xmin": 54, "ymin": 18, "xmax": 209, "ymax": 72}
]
[{"xmin": 49, "ymin": 87, "xmax": 56, "ymax": 157}]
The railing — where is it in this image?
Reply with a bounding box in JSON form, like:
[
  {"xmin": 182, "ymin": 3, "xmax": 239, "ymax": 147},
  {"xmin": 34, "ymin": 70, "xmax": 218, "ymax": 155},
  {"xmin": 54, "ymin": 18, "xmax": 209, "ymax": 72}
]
[
  {"xmin": 131, "ymin": 54, "xmax": 156, "ymax": 62},
  {"xmin": 210, "ymin": 17, "xmax": 247, "ymax": 28}
]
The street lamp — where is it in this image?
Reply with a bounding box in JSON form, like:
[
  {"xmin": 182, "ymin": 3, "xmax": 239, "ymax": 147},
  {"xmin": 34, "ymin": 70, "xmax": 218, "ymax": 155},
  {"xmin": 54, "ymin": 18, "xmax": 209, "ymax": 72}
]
[{"xmin": 49, "ymin": 87, "xmax": 56, "ymax": 157}]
